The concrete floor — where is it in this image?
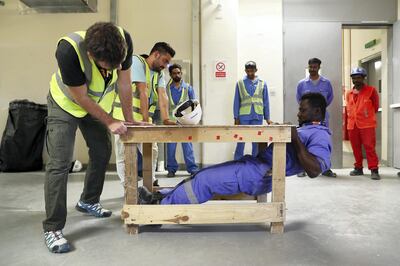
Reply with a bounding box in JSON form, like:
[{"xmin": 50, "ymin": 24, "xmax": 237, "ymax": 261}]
[{"xmin": 1, "ymin": 168, "xmax": 400, "ymax": 266}]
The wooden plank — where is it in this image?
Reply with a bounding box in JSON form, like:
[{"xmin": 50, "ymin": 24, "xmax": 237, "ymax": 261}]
[
  {"xmin": 142, "ymin": 143, "xmax": 153, "ymax": 191},
  {"xmin": 122, "ymin": 202, "xmax": 285, "ymax": 225},
  {"xmin": 123, "ymin": 143, "xmax": 139, "ymax": 234},
  {"xmin": 257, "ymin": 194, "xmax": 268, "ymax": 203},
  {"xmin": 121, "ymin": 125, "xmax": 291, "ymax": 143},
  {"xmin": 212, "ymin": 193, "xmax": 256, "ymax": 200},
  {"xmin": 270, "ymin": 142, "xmax": 286, "ymax": 234}
]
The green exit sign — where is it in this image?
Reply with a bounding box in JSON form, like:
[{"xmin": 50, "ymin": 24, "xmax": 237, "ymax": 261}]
[{"xmin": 365, "ymin": 39, "xmax": 377, "ymax": 49}]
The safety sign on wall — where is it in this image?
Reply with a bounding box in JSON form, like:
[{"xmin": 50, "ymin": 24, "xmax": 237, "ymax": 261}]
[{"xmin": 214, "ymin": 60, "xmax": 226, "ymax": 79}]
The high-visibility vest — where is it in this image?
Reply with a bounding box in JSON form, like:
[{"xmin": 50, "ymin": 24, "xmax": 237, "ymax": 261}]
[
  {"xmin": 166, "ymin": 80, "xmax": 189, "ymax": 121},
  {"xmin": 238, "ymin": 79, "xmax": 264, "ymax": 115},
  {"xmin": 346, "ymin": 85, "xmax": 378, "ymax": 129},
  {"xmin": 49, "ymin": 27, "xmax": 125, "ymax": 118},
  {"xmin": 112, "ymin": 55, "xmax": 159, "ymax": 121}
]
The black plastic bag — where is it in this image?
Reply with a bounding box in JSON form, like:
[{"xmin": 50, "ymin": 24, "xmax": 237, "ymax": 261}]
[{"xmin": 0, "ymin": 100, "xmax": 47, "ymax": 172}]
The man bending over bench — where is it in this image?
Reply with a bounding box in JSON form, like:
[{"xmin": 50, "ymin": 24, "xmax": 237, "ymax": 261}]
[{"xmin": 139, "ymin": 92, "xmax": 332, "ymax": 205}]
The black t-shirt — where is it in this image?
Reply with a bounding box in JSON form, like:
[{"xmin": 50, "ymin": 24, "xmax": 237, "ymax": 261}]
[{"xmin": 55, "ymin": 29, "xmax": 133, "ymax": 87}]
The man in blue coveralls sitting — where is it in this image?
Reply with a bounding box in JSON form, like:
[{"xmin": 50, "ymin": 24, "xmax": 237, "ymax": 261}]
[{"xmin": 139, "ymin": 92, "xmax": 332, "ymax": 205}]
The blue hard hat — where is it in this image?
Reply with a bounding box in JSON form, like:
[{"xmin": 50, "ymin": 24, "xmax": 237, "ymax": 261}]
[{"xmin": 350, "ymin": 67, "xmax": 367, "ymax": 77}]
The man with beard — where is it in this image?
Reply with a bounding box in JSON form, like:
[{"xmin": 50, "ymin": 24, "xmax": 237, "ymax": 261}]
[
  {"xmin": 296, "ymin": 58, "xmax": 336, "ymax": 178},
  {"xmin": 113, "ymin": 42, "xmax": 177, "ymax": 185},
  {"xmin": 346, "ymin": 67, "xmax": 380, "ymax": 180},
  {"xmin": 138, "ymin": 93, "xmax": 332, "ymax": 205},
  {"xmin": 164, "ymin": 64, "xmax": 199, "ymax": 177},
  {"xmin": 44, "ymin": 22, "xmax": 134, "ymax": 253}
]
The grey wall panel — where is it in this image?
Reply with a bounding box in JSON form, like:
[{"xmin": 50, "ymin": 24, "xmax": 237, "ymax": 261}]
[
  {"xmin": 284, "ymin": 0, "xmax": 397, "ymax": 23},
  {"xmin": 283, "ymin": 21, "xmax": 342, "ymax": 168},
  {"xmin": 392, "ymin": 22, "xmax": 400, "ymax": 168},
  {"xmin": 393, "ymin": 111, "xmax": 400, "ymax": 168}
]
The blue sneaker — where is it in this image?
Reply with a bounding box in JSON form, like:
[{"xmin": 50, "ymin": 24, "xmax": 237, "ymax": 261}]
[
  {"xmin": 75, "ymin": 201, "xmax": 112, "ymax": 218},
  {"xmin": 44, "ymin": 230, "xmax": 71, "ymax": 253}
]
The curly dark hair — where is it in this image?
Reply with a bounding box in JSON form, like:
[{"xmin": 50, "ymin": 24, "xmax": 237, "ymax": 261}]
[
  {"xmin": 84, "ymin": 22, "xmax": 127, "ymax": 69},
  {"xmin": 300, "ymin": 92, "xmax": 327, "ymax": 120}
]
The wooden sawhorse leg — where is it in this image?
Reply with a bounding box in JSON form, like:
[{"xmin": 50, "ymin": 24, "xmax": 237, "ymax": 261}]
[
  {"xmin": 124, "ymin": 143, "xmax": 139, "ymax": 234},
  {"xmin": 142, "ymin": 143, "xmax": 153, "ymax": 191},
  {"xmin": 270, "ymin": 142, "xmax": 286, "ymax": 234}
]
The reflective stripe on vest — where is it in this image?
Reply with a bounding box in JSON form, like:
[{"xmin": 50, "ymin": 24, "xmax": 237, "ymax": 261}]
[
  {"xmin": 49, "ymin": 28, "xmax": 124, "ymax": 118},
  {"xmin": 166, "ymin": 80, "xmax": 189, "ymax": 121},
  {"xmin": 112, "ymin": 55, "xmax": 159, "ymax": 121},
  {"xmin": 238, "ymin": 79, "xmax": 264, "ymax": 115}
]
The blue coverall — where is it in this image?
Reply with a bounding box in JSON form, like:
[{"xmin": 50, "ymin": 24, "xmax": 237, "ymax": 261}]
[
  {"xmin": 166, "ymin": 81, "xmax": 199, "ymax": 174},
  {"xmin": 160, "ymin": 124, "xmax": 332, "ymax": 204},
  {"xmin": 296, "ymin": 76, "xmax": 334, "ymax": 127},
  {"xmin": 233, "ymin": 76, "xmax": 270, "ymax": 160}
]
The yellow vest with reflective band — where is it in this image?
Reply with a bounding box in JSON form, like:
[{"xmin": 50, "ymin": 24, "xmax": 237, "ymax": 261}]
[
  {"xmin": 112, "ymin": 55, "xmax": 159, "ymax": 122},
  {"xmin": 49, "ymin": 27, "xmax": 125, "ymax": 118},
  {"xmin": 238, "ymin": 79, "xmax": 264, "ymax": 115},
  {"xmin": 166, "ymin": 80, "xmax": 189, "ymax": 121}
]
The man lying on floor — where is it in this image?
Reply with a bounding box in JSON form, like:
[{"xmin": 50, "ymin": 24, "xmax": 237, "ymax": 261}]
[{"xmin": 139, "ymin": 92, "xmax": 332, "ymax": 205}]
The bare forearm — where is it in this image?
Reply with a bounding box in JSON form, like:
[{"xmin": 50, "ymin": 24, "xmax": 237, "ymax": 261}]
[
  {"xmin": 117, "ymin": 68, "xmax": 134, "ymax": 122},
  {"xmin": 74, "ymin": 94, "xmax": 114, "ymax": 126},
  {"xmin": 291, "ymin": 131, "xmax": 321, "ymax": 177},
  {"xmin": 159, "ymin": 95, "xmax": 169, "ymax": 121},
  {"xmin": 118, "ymin": 83, "xmax": 133, "ymax": 122},
  {"xmin": 158, "ymin": 88, "xmax": 171, "ymax": 122},
  {"xmin": 139, "ymin": 91, "xmax": 149, "ymax": 122}
]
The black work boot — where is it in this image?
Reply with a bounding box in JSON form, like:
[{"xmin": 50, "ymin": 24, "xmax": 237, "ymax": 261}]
[
  {"xmin": 138, "ymin": 186, "xmax": 154, "ymax": 204},
  {"xmin": 138, "ymin": 186, "xmax": 164, "ymax": 204},
  {"xmin": 322, "ymin": 169, "xmax": 337, "ymax": 177},
  {"xmin": 297, "ymin": 171, "xmax": 307, "ymax": 177},
  {"xmin": 397, "ymin": 172, "xmax": 400, "ymax": 178},
  {"xmin": 371, "ymin": 169, "xmax": 381, "ymax": 180},
  {"xmin": 350, "ymin": 168, "xmax": 364, "ymax": 176},
  {"xmin": 167, "ymin": 171, "xmax": 176, "ymax": 178}
]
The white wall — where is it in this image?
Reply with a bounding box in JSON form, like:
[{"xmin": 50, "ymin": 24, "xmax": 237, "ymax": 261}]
[
  {"xmin": 238, "ymin": 0, "xmax": 283, "ymax": 123},
  {"xmin": 118, "ymin": 0, "xmax": 194, "ymax": 167},
  {"xmin": 200, "ymin": 0, "xmax": 283, "ymax": 164},
  {"xmin": 200, "ymin": 0, "xmax": 239, "ymax": 164},
  {"xmin": 0, "ymin": 0, "xmax": 111, "ymax": 164},
  {"xmin": 118, "ymin": 0, "xmax": 192, "ymax": 61},
  {"xmin": 0, "ymin": 0, "xmax": 194, "ymax": 165}
]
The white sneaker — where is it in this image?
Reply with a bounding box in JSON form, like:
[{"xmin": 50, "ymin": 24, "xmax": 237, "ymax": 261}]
[{"xmin": 44, "ymin": 230, "xmax": 71, "ymax": 253}]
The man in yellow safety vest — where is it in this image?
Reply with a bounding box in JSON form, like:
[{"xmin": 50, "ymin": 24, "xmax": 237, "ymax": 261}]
[
  {"xmin": 113, "ymin": 42, "xmax": 176, "ymax": 185},
  {"xmin": 233, "ymin": 61, "xmax": 272, "ymax": 160},
  {"xmin": 43, "ymin": 22, "xmax": 136, "ymax": 253}
]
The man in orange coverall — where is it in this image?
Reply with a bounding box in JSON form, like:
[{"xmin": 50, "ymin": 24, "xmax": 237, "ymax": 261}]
[{"xmin": 346, "ymin": 67, "xmax": 380, "ymax": 180}]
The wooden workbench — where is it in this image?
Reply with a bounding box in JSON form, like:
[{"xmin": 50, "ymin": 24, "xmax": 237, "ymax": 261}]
[{"xmin": 120, "ymin": 125, "xmax": 291, "ymax": 234}]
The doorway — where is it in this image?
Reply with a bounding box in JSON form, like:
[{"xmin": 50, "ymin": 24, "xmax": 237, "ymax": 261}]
[{"xmin": 342, "ymin": 27, "xmax": 388, "ymax": 168}]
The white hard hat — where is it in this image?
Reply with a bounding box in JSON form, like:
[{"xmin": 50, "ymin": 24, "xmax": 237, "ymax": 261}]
[{"xmin": 173, "ymin": 99, "xmax": 202, "ymax": 125}]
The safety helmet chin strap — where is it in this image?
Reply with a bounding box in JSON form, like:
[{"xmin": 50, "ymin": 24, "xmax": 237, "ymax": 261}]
[{"xmin": 175, "ymin": 100, "xmax": 195, "ymax": 117}]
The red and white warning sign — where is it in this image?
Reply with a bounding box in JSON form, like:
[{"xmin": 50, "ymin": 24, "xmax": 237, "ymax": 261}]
[{"xmin": 214, "ymin": 60, "xmax": 226, "ymax": 79}]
